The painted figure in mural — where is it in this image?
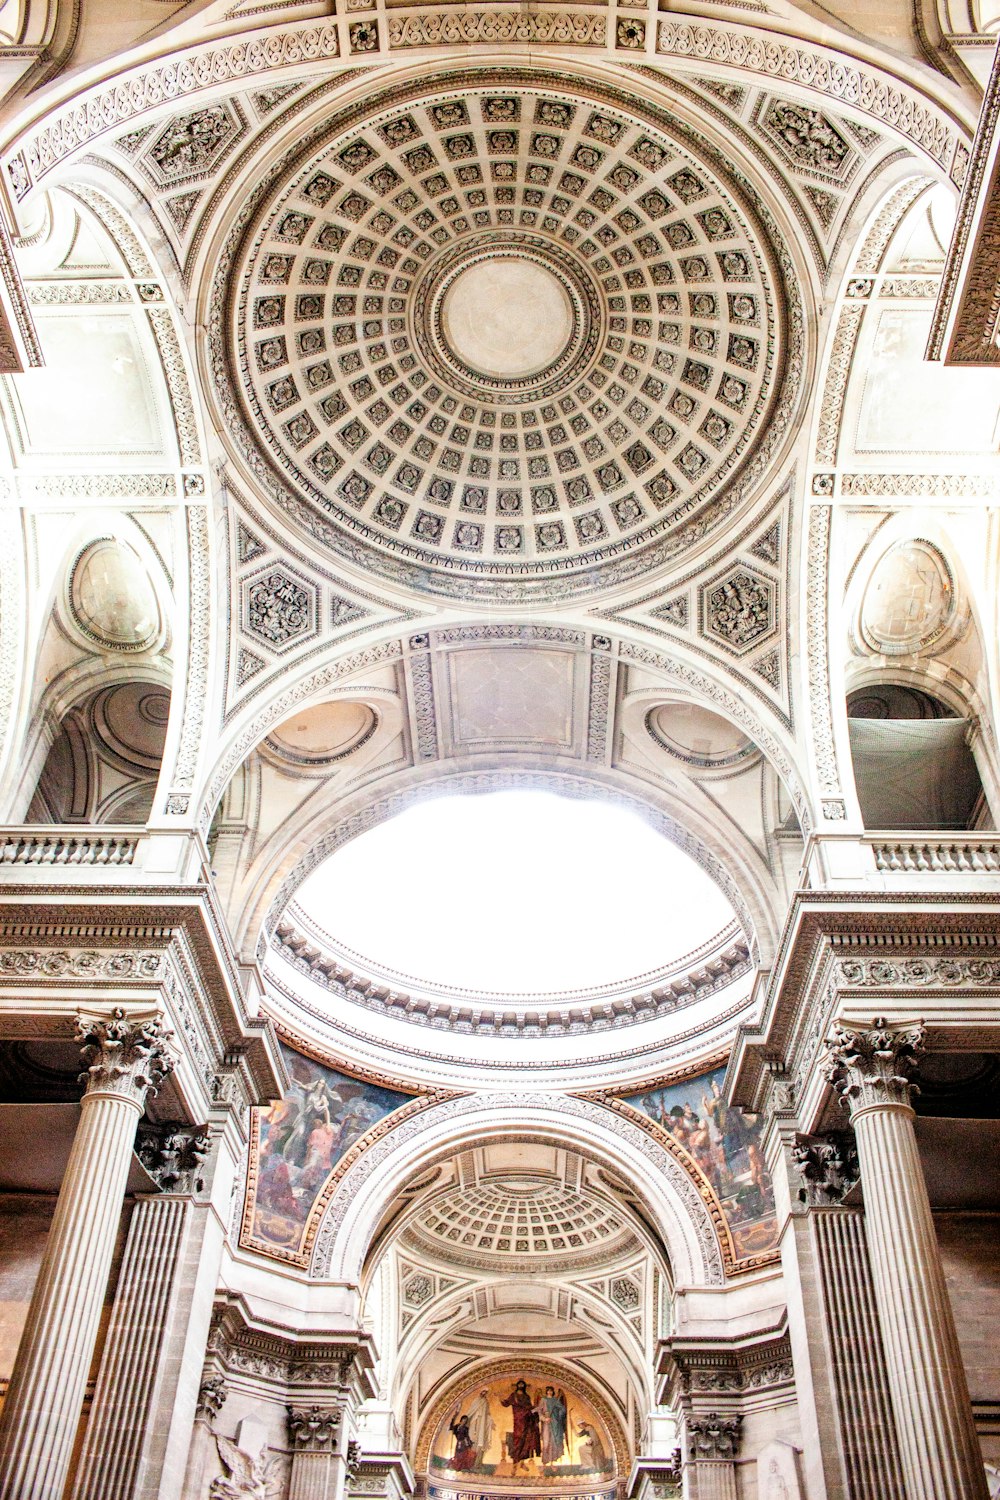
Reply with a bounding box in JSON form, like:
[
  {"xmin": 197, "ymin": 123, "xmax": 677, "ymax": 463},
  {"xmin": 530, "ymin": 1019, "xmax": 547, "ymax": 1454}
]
[
  {"xmin": 252, "ymin": 1046, "xmax": 409, "ymax": 1254},
  {"xmin": 448, "ymin": 1412, "xmax": 477, "ymax": 1472},
  {"xmin": 577, "ymin": 1422, "xmax": 608, "ymax": 1472},
  {"xmin": 536, "ymin": 1387, "xmax": 568, "ymax": 1466},
  {"xmin": 501, "ymin": 1380, "xmax": 542, "ymax": 1469},
  {"xmin": 466, "ymin": 1389, "xmax": 495, "ymax": 1461},
  {"xmin": 626, "ymin": 1067, "xmax": 778, "ymax": 1259}
]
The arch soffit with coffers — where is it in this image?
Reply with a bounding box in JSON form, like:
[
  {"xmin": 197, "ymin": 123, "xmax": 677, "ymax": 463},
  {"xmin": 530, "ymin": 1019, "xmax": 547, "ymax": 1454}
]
[{"xmin": 309, "ymin": 1096, "xmax": 726, "ymax": 1289}]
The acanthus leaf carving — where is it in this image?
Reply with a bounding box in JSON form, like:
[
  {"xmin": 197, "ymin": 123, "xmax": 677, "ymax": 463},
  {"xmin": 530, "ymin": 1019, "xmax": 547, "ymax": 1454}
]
[
  {"xmin": 136, "ymin": 1120, "xmax": 211, "ymax": 1193},
  {"xmin": 825, "ymin": 1016, "xmax": 925, "ymax": 1115},
  {"xmin": 792, "ymin": 1131, "xmax": 859, "ymax": 1205},
  {"xmin": 76, "ymin": 1006, "xmax": 176, "ymax": 1106},
  {"xmin": 687, "ymin": 1411, "xmax": 742, "ymax": 1460}
]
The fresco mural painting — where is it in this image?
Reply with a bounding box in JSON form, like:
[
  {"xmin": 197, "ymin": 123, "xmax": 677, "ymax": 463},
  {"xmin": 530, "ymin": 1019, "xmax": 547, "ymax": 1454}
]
[
  {"xmin": 250, "ymin": 1043, "xmax": 411, "ymax": 1254},
  {"xmin": 624, "ymin": 1066, "xmax": 778, "ymax": 1259},
  {"xmin": 430, "ymin": 1373, "xmax": 615, "ymax": 1487}
]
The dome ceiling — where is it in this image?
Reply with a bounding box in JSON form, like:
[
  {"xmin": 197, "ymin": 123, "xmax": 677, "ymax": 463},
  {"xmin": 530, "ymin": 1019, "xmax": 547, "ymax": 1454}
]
[
  {"xmin": 214, "ymin": 70, "xmax": 798, "ymax": 602},
  {"xmin": 403, "ymin": 1173, "xmax": 637, "ymax": 1271}
]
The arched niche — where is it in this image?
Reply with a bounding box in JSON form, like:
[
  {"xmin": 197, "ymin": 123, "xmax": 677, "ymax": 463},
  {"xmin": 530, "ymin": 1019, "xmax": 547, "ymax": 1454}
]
[
  {"xmin": 843, "ymin": 523, "xmax": 996, "ymax": 830},
  {"xmin": 415, "ymin": 1359, "xmax": 629, "ymax": 1500},
  {"xmin": 26, "ymin": 676, "xmax": 172, "ymax": 825},
  {"xmin": 12, "ymin": 520, "xmax": 174, "ymax": 825}
]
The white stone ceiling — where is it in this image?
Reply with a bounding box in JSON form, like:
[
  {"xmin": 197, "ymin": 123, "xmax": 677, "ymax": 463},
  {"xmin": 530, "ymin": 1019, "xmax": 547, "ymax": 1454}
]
[
  {"xmin": 213, "ymin": 72, "xmax": 797, "ymax": 602},
  {"xmin": 403, "ymin": 1174, "xmax": 637, "ymax": 1271}
]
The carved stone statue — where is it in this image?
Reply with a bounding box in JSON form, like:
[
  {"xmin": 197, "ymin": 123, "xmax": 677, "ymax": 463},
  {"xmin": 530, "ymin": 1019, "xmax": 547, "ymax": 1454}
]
[{"xmin": 209, "ymin": 1435, "xmax": 283, "ymax": 1500}]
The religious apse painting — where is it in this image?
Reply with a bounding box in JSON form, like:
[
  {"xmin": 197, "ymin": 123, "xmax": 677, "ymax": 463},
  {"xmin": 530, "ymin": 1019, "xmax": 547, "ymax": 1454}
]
[
  {"xmin": 244, "ymin": 1043, "xmax": 413, "ymax": 1264},
  {"xmin": 624, "ymin": 1067, "xmax": 778, "ymax": 1263},
  {"xmin": 428, "ymin": 1373, "xmax": 616, "ymax": 1488}
]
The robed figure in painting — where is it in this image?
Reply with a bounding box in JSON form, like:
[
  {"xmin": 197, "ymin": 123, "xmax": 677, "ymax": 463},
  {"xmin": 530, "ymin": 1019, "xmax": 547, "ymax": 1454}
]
[
  {"xmin": 466, "ymin": 1389, "xmax": 494, "ymax": 1462},
  {"xmin": 537, "ymin": 1387, "xmax": 568, "ymax": 1466},
  {"xmin": 448, "ymin": 1412, "xmax": 477, "ymax": 1472},
  {"xmin": 501, "ymin": 1380, "xmax": 542, "ymax": 1469}
]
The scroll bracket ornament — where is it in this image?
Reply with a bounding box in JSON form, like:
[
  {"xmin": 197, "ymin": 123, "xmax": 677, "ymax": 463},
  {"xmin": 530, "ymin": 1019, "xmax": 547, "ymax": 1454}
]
[
  {"xmin": 75, "ymin": 1006, "xmax": 177, "ymax": 1107},
  {"xmin": 824, "ymin": 1016, "xmax": 925, "ymax": 1117}
]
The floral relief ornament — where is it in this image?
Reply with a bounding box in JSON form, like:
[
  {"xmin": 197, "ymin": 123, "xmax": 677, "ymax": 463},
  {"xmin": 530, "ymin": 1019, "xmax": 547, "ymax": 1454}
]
[{"xmin": 824, "ymin": 1016, "xmax": 926, "ymax": 1115}]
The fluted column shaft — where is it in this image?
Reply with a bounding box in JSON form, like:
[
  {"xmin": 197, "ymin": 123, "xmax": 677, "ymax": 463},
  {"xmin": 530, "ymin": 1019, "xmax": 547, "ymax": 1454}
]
[
  {"xmin": 0, "ymin": 1008, "xmax": 174, "ymax": 1500},
  {"xmin": 828, "ymin": 1018, "xmax": 988, "ymax": 1500},
  {"xmin": 685, "ymin": 1461, "xmax": 737, "ymax": 1500}
]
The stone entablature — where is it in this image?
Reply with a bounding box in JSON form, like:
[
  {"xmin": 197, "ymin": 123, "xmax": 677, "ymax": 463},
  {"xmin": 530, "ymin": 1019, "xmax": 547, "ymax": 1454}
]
[
  {"xmin": 204, "ymin": 1293, "xmax": 379, "ymax": 1407},
  {"xmin": 0, "ymin": 866, "xmax": 285, "ymax": 1123},
  {"xmin": 726, "ymin": 890, "xmax": 1000, "ymax": 1136}
]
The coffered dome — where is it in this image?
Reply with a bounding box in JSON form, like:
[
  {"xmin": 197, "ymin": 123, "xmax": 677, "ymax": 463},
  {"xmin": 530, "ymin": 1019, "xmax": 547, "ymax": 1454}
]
[
  {"xmin": 214, "ymin": 70, "xmax": 799, "ymax": 602},
  {"xmin": 404, "ymin": 1174, "xmax": 636, "ymax": 1271}
]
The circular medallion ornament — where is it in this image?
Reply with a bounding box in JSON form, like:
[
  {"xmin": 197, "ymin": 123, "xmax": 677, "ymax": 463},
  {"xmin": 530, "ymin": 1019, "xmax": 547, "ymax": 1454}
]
[
  {"xmin": 440, "ymin": 256, "xmax": 573, "ymax": 380},
  {"xmin": 216, "ymin": 72, "xmax": 798, "ymax": 601},
  {"xmin": 417, "ymin": 233, "xmax": 600, "ymax": 400}
]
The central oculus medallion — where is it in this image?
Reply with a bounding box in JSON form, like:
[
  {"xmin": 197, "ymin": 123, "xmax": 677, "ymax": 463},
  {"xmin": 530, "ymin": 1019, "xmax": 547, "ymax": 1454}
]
[{"xmin": 441, "ymin": 256, "xmax": 574, "ymax": 379}]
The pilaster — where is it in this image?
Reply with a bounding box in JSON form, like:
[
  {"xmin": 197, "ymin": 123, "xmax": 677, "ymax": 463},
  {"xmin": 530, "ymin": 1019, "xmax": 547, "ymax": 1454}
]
[
  {"xmin": 289, "ymin": 1404, "xmax": 346, "ymax": 1500},
  {"xmin": 684, "ymin": 1414, "xmax": 740, "ymax": 1500}
]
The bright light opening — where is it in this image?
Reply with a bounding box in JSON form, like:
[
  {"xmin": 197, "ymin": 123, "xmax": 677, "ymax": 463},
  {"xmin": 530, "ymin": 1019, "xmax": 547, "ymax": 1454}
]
[{"xmin": 293, "ymin": 789, "xmax": 737, "ymax": 996}]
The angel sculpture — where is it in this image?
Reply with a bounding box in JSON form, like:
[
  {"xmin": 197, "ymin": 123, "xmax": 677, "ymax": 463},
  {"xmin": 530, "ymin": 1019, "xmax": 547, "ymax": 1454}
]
[{"xmin": 209, "ymin": 1435, "xmax": 284, "ymax": 1500}]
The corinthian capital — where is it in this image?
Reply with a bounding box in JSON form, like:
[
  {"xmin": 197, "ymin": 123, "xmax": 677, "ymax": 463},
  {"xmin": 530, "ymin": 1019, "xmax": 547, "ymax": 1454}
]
[
  {"xmin": 288, "ymin": 1404, "xmax": 341, "ymax": 1451},
  {"xmin": 76, "ymin": 1007, "xmax": 176, "ymax": 1107},
  {"xmin": 825, "ymin": 1016, "xmax": 925, "ymax": 1116},
  {"xmin": 688, "ymin": 1412, "xmax": 742, "ymax": 1460}
]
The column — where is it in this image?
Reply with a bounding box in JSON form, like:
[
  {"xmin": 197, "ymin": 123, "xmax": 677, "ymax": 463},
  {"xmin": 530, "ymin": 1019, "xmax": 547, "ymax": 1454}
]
[
  {"xmin": 684, "ymin": 1414, "xmax": 740, "ymax": 1500},
  {"xmin": 0, "ymin": 1006, "xmax": 175, "ymax": 1500},
  {"xmin": 70, "ymin": 1124, "xmax": 214, "ymax": 1500},
  {"xmin": 288, "ymin": 1405, "xmax": 346, "ymax": 1500},
  {"xmin": 826, "ymin": 1017, "xmax": 989, "ymax": 1500},
  {"xmin": 790, "ymin": 1133, "xmax": 905, "ymax": 1500}
]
